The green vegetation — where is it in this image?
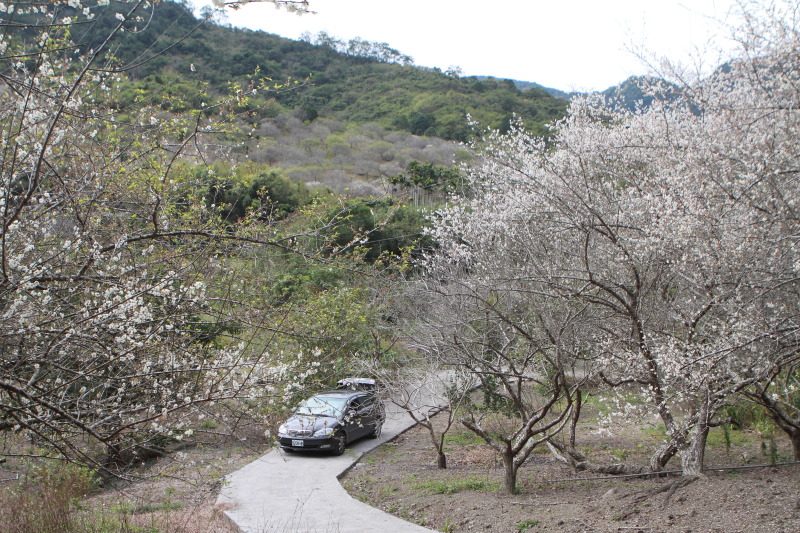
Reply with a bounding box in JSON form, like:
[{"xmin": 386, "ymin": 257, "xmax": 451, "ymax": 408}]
[
  {"xmin": 723, "ymin": 400, "xmax": 774, "ymax": 430},
  {"xmin": 322, "ymin": 197, "xmax": 434, "ymax": 263},
  {"xmin": 378, "ymin": 484, "xmax": 400, "ymax": 498},
  {"xmin": 642, "ymin": 424, "xmax": 667, "ymax": 442},
  {"xmin": 444, "ymin": 431, "xmax": 485, "ymax": 446},
  {"xmin": 441, "ymin": 517, "xmax": 457, "ymax": 533},
  {"xmin": 516, "ymin": 519, "xmax": 540, "ymax": 531},
  {"xmin": 609, "ymin": 448, "xmax": 630, "ymax": 461},
  {"xmin": 82, "ymin": 1, "xmax": 566, "ymax": 142},
  {"xmin": 389, "ymin": 161, "xmax": 464, "ymax": 193},
  {"xmin": 199, "ymin": 418, "xmax": 219, "ymax": 430},
  {"xmin": 112, "ymin": 501, "xmax": 183, "ymax": 515},
  {"xmin": 706, "ymin": 426, "xmax": 752, "ymax": 449},
  {"xmin": 0, "ymin": 463, "xmax": 101, "ymax": 533},
  {"xmin": 164, "ymin": 160, "xmax": 438, "ymax": 397},
  {"xmin": 412, "ymin": 476, "xmax": 500, "ymax": 495},
  {"xmin": 194, "ymin": 162, "xmax": 311, "ymax": 223}
]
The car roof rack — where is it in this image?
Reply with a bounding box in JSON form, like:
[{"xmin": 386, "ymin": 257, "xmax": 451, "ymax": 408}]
[{"xmin": 336, "ymin": 377, "xmax": 376, "ymax": 391}]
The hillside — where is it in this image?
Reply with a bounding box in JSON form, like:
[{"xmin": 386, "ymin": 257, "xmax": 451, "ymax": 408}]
[
  {"xmin": 477, "ymin": 76, "xmax": 574, "ymax": 100},
  {"xmin": 601, "ymin": 75, "xmax": 682, "ymax": 111},
  {"xmin": 75, "ymin": 0, "xmax": 567, "ymax": 142}
]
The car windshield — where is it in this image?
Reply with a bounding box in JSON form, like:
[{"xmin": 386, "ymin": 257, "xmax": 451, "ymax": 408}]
[{"xmin": 295, "ymin": 395, "xmax": 348, "ymax": 417}]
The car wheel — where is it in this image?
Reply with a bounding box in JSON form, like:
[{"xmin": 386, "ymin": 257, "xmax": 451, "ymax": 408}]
[
  {"xmin": 369, "ymin": 421, "xmax": 383, "ymax": 439},
  {"xmin": 333, "ymin": 433, "xmax": 346, "ymax": 456}
]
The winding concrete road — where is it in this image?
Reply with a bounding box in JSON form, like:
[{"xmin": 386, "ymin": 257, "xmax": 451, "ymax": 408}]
[{"xmin": 216, "ymin": 400, "xmax": 438, "ymax": 532}]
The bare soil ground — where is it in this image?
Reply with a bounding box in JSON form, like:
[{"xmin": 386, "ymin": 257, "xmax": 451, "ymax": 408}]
[{"xmin": 342, "ymin": 402, "xmax": 800, "ymax": 533}]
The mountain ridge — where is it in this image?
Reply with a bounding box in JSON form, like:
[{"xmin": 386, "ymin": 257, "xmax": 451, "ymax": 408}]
[{"xmin": 79, "ymin": 0, "xmax": 567, "ymax": 141}]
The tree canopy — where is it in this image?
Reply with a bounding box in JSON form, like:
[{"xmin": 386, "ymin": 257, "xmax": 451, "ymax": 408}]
[{"xmin": 418, "ymin": 0, "xmax": 800, "ymax": 487}]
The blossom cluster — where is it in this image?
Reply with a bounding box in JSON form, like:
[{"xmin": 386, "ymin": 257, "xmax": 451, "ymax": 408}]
[
  {"xmin": 0, "ymin": 0, "xmax": 314, "ymax": 470},
  {"xmin": 422, "ymin": 1, "xmax": 800, "ymax": 470}
]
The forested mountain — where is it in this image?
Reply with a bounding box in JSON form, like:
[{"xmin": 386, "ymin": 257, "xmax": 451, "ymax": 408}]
[
  {"xmin": 476, "ymin": 77, "xmax": 573, "ymax": 100},
  {"xmin": 73, "ymin": 0, "xmax": 567, "ymax": 141},
  {"xmin": 601, "ymin": 75, "xmax": 682, "ymax": 112}
]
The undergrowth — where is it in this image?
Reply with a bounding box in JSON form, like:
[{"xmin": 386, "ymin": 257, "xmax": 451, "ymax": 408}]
[{"xmin": 412, "ymin": 475, "xmax": 499, "ymax": 494}]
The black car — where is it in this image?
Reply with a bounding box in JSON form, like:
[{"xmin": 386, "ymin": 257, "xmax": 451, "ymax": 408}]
[{"xmin": 277, "ymin": 388, "xmax": 386, "ymax": 455}]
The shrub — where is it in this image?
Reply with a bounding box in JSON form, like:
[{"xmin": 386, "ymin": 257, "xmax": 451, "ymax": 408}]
[
  {"xmin": 321, "ymin": 198, "xmax": 433, "ymax": 263},
  {"xmin": 200, "ymin": 165, "xmax": 310, "ymax": 223},
  {"xmin": 0, "ymin": 463, "xmax": 94, "ymax": 533}
]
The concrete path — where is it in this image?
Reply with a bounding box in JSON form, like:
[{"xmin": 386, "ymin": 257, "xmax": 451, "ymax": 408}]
[{"xmin": 216, "ymin": 401, "xmax": 438, "ymax": 533}]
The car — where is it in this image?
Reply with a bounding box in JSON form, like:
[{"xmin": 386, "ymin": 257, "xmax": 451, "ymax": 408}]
[{"xmin": 277, "ymin": 387, "xmax": 386, "ymax": 455}]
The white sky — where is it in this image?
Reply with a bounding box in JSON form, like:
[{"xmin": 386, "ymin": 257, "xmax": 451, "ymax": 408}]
[{"xmin": 188, "ymin": 0, "xmax": 740, "ymax": 92}]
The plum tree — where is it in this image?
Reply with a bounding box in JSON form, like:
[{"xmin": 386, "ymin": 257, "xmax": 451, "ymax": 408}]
[
  {"xmin": 0, "ymin": 0, "xmax": 315, "ymax": 474},
  {"xmin": 421, "ymin": 0, "xmax": 800, "ymax": 479}
]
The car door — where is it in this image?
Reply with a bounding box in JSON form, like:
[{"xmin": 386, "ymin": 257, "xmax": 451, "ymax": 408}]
[
  {"xmin": 354, "ymin": 394, "xmax": 380, "ymax": 440},
  {"xmin": 343, "ymin": 396, "xmax": 366, "ymax": 441},
  {"xmin": 355, "ymin": 395, "xmax": 379, "ymax": 437}
]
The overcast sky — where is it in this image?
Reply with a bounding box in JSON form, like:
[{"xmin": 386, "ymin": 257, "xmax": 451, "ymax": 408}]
[{"xmin": 188, "ymin": 0, "xmax": 739, "ymax": 92}]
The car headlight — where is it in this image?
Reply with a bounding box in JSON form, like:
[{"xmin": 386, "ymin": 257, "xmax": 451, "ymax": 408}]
[
  {"xmin": 313, "ymin": 427, "xmax": 334, "ymax": 437},
  {"xmin": 278, "ymin": 424, "xmax": 287, "ymax": 436}
]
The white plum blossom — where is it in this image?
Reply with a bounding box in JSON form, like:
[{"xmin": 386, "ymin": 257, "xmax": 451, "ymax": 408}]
[
  {"xmin": 0, "ymin": 0, "xmax": 314, "ymax": 474},
  {"xmin": 424, "ymin": 1, "xmax": 800, "ymax": 476}
]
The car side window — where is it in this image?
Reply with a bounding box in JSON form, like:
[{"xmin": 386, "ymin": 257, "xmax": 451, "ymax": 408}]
[
  {"xmin": 360, "ymin": 396, "xmax": 375, "ymax": 411},
  {"xmin": 352, "ymin": 395, "xmax": 375, "ymax": 412},
  {"xmin": 349, "ymin": 397, "xmax": 363, "ymax": 411}
]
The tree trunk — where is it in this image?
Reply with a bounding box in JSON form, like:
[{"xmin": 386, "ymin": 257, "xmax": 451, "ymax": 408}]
[
  {"xmin": 790, "ymin": 429, "xmax": 800, "ymax": 461},
  {"xmin": 649, "ymin": 439, "xmax": 677, "ymax": 472},
  {"xmin": 437, "ymin": 450, "xmax": 447, "ymax": 469},
  {"xmin": 569, "ymin": 389, "xmax": 582, "ymax": 449},
  {"xmin": 501, "ymin": 450, "xmax": 518, "ymax": 494},
  {"xmin": 430, "ymin": 427, "xmax": 447, "ymax": 469},
  {"xmin": 547, "ymin": 438, "xmax": 651, "ymax": 475},
  {"xmin": 679, "ymin": 422, "xmax": 709, "ymax": 477},
  {"xmin": 751, "ymin": 386, "xmax": 800, "ymax": 462}
]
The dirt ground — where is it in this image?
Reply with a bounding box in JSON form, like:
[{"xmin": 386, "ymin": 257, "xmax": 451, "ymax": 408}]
[{"xmin": 341, "ymin": 404, "xmax": 800, "ymax": 533}]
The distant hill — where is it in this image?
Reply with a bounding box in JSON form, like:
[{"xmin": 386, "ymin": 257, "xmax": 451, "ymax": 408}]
[
  {"xmin": 75, "ymin": 1, "xmax": 567, "ymax": 142},
  {"xmin": 479, "ymin": 75, "xmax": 687, "ymax": 113},
  {"xmin": 475, "ymin": 77, "xmax": 573, "ymax": 101},
  {"xmin": 512, "ymin": 81, "xmax": 573, "ymax": 101},
  {"xmin": 600, "ymin": 75, "xmax": 682, "ymax": 112}
]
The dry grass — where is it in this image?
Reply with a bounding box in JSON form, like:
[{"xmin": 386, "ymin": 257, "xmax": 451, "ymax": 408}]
[
  {"xmin": 0, "ymin": 462, "xmax": 94, "ymax": 533},
  {"xmin": 0, "ymin": 459, "xmax": 241, "ymax": 533},
  {"xmin": 0, "ymin": 405, "xmax": 271, "ymax": 533}
]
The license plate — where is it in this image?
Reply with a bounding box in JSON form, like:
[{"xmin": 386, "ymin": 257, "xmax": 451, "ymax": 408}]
[{"xmin": 291, "ymin": 439, "xmax": 304, "ymax": 447}]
